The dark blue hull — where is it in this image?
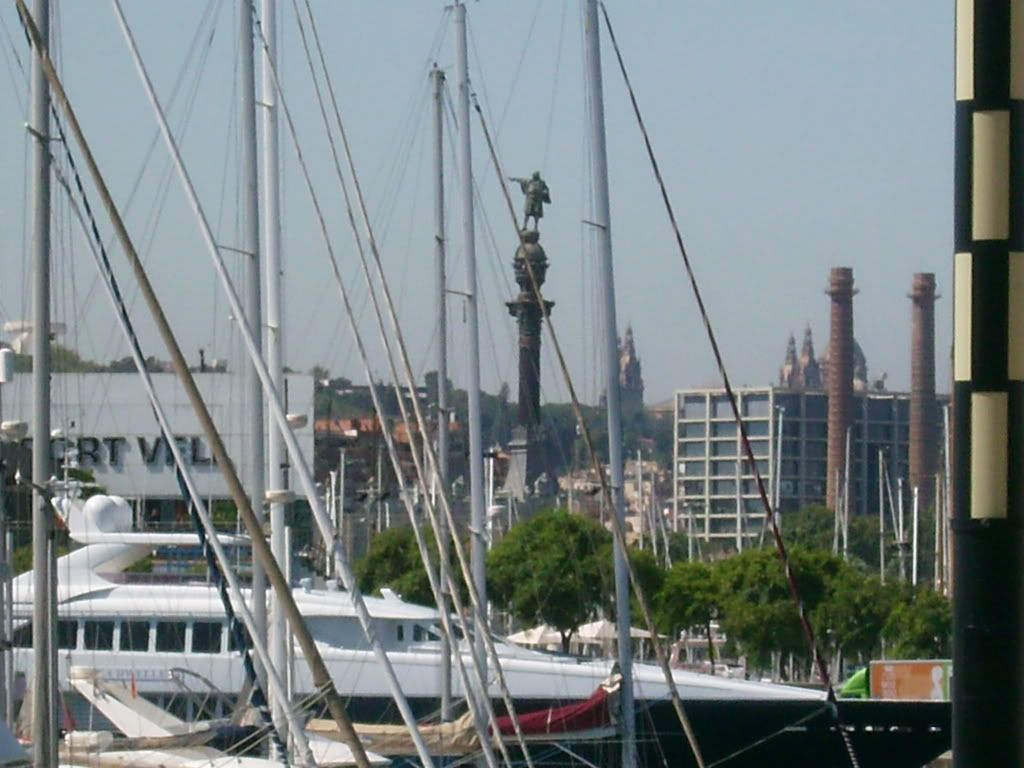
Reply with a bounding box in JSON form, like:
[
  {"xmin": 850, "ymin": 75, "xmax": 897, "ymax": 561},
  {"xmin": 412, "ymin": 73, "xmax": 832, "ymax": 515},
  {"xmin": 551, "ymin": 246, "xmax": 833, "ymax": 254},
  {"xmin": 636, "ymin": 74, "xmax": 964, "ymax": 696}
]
[{"xmin": 344, "ymin": 695, "xmax": 951, "ymax": 767}]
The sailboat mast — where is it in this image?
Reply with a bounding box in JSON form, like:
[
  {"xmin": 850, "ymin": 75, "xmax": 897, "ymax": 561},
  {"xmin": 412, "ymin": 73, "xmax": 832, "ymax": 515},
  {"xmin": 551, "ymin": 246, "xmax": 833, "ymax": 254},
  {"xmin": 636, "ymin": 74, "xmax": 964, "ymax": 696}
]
[
  {"xmin": 432, "ymin": 64, "xmax": 453, "ymax": 722},
  {"xmin": 842, "ymin": 426, "xmax": 851, "ymax": 560},
  {"xmin": 897, "ymin": 476, "xmax": 907, "ymax": 581},
  {"xmin": 454, "ymin": 0, "xmax": 487, "ymax": 676},
  {"xmin": 581, "ymin": 1, "xmax": 636, "ymax": 765},
  {"xmin": 27, "ymin": 0, "xmax": 55, "ymax": 762},
  {"xmin": 239, "ymin": 0, "xmax": 267, "ymax": 652},
  {"xmin": 259, "ymin": 0, "xmax": 287, "ymax": 745},
  {"xmin": 911, "ymin": 486, "xmax": 919, "ymax": 586},
  {"xmin": 878, "ymin": 449, "xmax": 885, "ymax": 582}
]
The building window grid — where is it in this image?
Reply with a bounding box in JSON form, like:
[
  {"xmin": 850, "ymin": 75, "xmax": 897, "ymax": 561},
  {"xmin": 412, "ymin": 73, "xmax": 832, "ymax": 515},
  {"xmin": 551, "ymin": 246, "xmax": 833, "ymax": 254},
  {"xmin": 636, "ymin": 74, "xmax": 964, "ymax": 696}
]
[
  {"xmin": 675, "ymin": 387, "xmax": 948, "ymax": 543},
  {"xmin": 672, "ymin": 390, "xmax": 778, "ymax": 545}
]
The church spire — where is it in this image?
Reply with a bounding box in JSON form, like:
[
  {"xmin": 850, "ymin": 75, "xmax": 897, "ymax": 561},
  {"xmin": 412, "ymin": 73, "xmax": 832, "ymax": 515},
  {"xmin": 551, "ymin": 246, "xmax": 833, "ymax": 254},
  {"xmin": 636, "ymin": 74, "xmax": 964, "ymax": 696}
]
[
  {"xmin": 779, "ymin": 327, "xmax": 823, "ymax": 390},
  {"xmin": 619, "ymin": 325, "xmax": 644, "ymax": 415}
]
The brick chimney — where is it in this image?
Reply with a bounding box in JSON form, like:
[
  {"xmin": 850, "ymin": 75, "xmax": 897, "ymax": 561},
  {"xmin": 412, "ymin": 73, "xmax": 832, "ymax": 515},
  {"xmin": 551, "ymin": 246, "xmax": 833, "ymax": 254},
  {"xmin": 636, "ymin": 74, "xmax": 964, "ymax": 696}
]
[
  {"xmin": 910, "ymin": 273, "xmax": 937, "ymax": 510},
  {"xmin": 826, "ymin": 267, "xmax": 855, "ymax": 511}
]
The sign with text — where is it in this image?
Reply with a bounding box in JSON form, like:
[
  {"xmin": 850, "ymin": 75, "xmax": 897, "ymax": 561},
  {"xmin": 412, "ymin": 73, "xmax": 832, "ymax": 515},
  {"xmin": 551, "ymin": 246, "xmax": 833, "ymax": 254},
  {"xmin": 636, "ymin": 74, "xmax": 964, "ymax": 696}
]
[
  {"xmin": 869, "ymin": 660, "xmax": 952, "ymax": 701},
  {"xmin": 4, "ymin": 372, "xmax": 313, "ymax": 499}
]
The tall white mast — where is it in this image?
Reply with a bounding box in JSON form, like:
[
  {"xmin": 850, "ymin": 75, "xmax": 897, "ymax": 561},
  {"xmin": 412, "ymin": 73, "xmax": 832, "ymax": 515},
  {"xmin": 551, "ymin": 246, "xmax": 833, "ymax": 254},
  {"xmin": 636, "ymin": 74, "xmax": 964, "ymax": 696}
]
[
  {"xmin": 27, "ymin": 0, "xmax": 55, "ymax": 762},
  {"xmin": 897, "ymin": 476, "xmax": 907, "ymax": 581},
  {"xmin": 878, "ymin": 449, "xmax": 886, "ymax": 583},
  {"xmin": 582, "ymin": 1, "xmax": 636, "ymax": 765},
  {"xmin": 240, "ymin": 0, "xmax": 267, "ymax": 655},
  {"xmin": 259, "ymin": 0, "xmax": 287, "ymax": 745},
  {"xmin": 911, "ymin": 485, "xmax": 919, "ymax": 586},
  {"xmin": 842, "ymin": 426, "xmax": 851, "ymax": 560},
  {"xmin": 431, "ymin": 64, "xmax": 453, "ymax": 721},
  {"xmin": 454, "ymin": 0, "xmax": 487, "ymax": 677}
]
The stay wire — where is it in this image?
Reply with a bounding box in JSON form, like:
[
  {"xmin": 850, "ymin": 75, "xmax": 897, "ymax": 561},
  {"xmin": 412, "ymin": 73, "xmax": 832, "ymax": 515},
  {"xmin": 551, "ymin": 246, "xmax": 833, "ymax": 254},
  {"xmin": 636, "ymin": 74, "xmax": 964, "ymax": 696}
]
[
  {"xmin": 39, "ymin": 76, "xmax": 306, "ymax": 768},
  {"xmin": 286, "ymin": 2, "xmax": 531, "ymax": 763},
  {"xmin": 256, "ymin": 5, "xmax": 509, "ymax": 766},
  {"xmin": 80, "ymin": 3, "xmax": 378, "ymax": 765},
  {"xmin": 41, "ymin": 88, "xmax": 300, "ymax": 768},
  {"xmin": 288, "ymin": 3, "xmax": 539, "ymax": 764},
  {"xmin": 597, "ymin": 4, "xmax": 860, "ymax": 767},
  {"xmin": 471, "ymin": 92, "xmax": 707, "ymax": 768}
]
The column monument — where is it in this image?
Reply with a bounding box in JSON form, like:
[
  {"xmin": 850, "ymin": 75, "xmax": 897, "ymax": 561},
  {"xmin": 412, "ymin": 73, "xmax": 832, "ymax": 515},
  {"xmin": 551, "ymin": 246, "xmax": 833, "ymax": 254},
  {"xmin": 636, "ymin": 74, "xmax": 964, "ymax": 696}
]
[{"xmin": 505, "ymin": 173, "xmax": 553, "ymax": 499}]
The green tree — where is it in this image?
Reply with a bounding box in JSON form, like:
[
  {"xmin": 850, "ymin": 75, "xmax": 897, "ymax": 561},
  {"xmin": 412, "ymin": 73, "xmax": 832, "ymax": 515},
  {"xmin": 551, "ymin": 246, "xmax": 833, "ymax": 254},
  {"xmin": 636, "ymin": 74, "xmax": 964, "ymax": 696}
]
[
  {"xmin": 716, "ymin": 547, "xmax": 839, "ymax": 671},
  {"xmin": 883, "ymin": 586, "xmax": 952, "ymax": 658},
  {"xmin": 488, "ymin": 509, "xmax": 610, "ymax": 651},
  {"xmin": 813, "ymin": 564, "xmax": 895, "ymax": 666},
  {"xmin": 784, "ymin": 505, "xmax": 881, "ymax": 569},
  {"xmin": 603, "ymin": 546, "xmax": 666, "ymax": 626},
  {"xmin": 655, "ymin": 560, "xmax": 722, "ymax": 668},
  {"xmin": 355, "ymin": 526, "xmax": 439, "ymax": 607},
  {"xmin": 666, "ymin": 531, "xmax": 692, "ymax": 564},
  {"xmin": 784, "ymin": 505, "xmax": 839, "ymax": 552}
]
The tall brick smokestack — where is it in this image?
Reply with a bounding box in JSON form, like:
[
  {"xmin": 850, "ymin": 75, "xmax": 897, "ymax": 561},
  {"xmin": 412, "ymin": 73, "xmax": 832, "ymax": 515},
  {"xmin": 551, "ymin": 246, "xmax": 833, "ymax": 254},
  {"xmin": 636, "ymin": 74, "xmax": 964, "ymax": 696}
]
[
  {"xmin": 826, "ymin": 267, "xmax": 855, "ymax": 511},
  {"xmin": 909, "ymin": 272, "xmax": 937, "ymax": 511}
]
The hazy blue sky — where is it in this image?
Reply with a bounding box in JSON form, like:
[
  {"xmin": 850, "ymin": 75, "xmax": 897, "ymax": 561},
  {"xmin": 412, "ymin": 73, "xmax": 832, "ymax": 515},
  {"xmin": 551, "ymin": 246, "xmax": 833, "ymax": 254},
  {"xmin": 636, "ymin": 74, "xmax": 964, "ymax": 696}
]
[{"xmin": 0, "ymin": 2, "xmax": 952, "ymax": 406}]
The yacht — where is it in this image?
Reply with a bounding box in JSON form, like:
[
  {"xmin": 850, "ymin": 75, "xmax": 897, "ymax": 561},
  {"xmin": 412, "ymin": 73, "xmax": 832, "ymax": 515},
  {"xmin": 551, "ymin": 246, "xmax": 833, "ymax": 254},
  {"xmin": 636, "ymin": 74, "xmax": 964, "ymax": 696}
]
[{"xmin": 9, "ymin": 494, "xmax": 950, "ymax": 767}]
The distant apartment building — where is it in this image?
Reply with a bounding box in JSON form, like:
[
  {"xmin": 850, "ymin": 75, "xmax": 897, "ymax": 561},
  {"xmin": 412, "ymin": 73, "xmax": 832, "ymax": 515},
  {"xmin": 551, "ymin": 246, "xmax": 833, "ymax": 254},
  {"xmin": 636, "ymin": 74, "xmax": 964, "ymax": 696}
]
[{"xmin": 671, "ymin": 329, "xmax": 947, "ymax": 549}]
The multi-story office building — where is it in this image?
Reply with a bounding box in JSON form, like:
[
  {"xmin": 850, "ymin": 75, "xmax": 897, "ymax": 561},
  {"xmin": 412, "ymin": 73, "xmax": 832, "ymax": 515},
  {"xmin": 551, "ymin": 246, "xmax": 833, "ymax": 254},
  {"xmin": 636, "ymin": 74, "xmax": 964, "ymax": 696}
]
[{"xmin": 671, "ymin": 385, "xmax": 946, "ymax": 550}]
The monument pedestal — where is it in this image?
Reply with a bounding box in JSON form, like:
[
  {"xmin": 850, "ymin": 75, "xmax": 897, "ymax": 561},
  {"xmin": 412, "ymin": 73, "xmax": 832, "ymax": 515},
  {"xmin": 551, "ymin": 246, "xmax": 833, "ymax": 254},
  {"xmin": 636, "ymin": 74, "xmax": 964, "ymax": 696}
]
[{"xmin": 504, "ymin": 228, "xmax": 555, "ymax": 501}]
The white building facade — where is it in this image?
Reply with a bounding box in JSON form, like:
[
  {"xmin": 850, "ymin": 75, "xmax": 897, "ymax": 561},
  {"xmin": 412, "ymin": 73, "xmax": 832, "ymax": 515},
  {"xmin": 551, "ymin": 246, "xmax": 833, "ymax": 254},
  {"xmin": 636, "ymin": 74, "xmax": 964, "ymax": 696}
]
[
  {"xmin": 672, "ymin": 386, "xmax": 942, "ymax": 551},
  {"xmin": 3, "ymin": 372, "xmax": 314, "ymax": 501}
]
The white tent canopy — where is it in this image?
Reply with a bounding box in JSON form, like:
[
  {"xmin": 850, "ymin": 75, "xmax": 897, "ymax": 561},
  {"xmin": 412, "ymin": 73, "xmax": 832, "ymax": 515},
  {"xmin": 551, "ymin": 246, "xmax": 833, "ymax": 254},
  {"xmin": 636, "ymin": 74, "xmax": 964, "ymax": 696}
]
[
  {"xmin": 506, "ymin": 619, "xmax": 655, "ymax": 651},
  {"xmin": 506, "ymin": 624, "xmax": 562, "ymax": 647},
  {"xmin": 576, "ymin": 619, "xmax": 652, "ymax": 642}
]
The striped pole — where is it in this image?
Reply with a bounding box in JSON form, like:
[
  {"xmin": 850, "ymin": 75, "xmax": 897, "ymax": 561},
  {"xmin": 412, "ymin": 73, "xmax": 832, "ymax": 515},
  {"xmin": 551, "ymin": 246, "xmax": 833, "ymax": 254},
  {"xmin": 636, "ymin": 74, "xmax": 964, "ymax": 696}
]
[{"xmin": 953, "ymin": 2, "xmax": 1024, "ymax": 764}]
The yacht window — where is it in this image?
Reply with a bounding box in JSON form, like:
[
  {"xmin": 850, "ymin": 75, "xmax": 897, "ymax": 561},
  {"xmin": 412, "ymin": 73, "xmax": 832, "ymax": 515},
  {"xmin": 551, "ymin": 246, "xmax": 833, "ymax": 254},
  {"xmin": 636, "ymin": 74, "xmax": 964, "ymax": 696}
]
[
  {"xmin": 57, "ymin": 620, "xmax": 78, "ymax": 650},
  {"xmin": 121, "ymin": 621, "xmax": 151, "ymax": 651},
  {"xmin": 396, "ymin": 624, "xmax": 404, "ymax": 642},
  {"xmin": 83, "ymin": 620, "xmax": 115, "ymax": 651},
  {"xmin": 413, "ymin": 625, "xmax": 425, "ymax": 642},
  {"xmin": 12, "ymin": 623, "xmax": 31, "ymax": 647},
  {"xmin": 191, "ymin": 622, "xmax": 223, "ymax": 653},
  {"xmin": 156, "ymin": 621, "xmax": 187, "ymax": 652},
  {"xmin": 16, "ymin": 621, "xmax": 75, "ymax": 648}
]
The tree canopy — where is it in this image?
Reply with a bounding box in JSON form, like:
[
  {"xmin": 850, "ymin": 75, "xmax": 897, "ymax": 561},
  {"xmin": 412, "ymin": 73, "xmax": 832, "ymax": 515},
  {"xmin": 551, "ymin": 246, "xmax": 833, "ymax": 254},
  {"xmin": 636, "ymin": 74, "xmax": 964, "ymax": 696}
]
[
  {"xmin": 353, "ymin": 504, "xmax": 953, "ymax": 677},
  {"xmin": 487, "ymin": 508, "xmax": 610, "ymax": 650},
  {"xmin": 883, "ymin": 585, "xmax": 952, "ymax": 658},
  {"xmin": 355, "ymin": 525, "xmax": 439, "ymax": 607},
  {"xmin": 655, "ymin": 560, "xmax": 722, "ymax": 666}
]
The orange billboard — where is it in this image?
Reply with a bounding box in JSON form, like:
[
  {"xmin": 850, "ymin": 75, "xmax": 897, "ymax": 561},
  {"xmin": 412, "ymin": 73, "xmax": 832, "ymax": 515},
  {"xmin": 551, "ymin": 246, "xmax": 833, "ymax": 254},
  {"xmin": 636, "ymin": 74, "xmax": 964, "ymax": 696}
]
[{"xmin": 869, "ymin": 660, "xmax": 952, "ymax": 701}]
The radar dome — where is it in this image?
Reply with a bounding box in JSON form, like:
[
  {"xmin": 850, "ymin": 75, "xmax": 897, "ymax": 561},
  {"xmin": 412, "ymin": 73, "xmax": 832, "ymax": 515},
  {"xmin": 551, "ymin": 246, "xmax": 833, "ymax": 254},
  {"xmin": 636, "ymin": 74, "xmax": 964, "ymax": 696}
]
[{"xmin": 74, "ymin": 494, "xmax": 133, "ymax": 535}]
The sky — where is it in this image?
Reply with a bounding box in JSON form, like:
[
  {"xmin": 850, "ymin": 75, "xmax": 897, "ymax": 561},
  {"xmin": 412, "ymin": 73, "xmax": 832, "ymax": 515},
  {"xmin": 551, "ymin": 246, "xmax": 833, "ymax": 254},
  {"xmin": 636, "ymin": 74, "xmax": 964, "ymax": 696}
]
[{"xmin": 0, "ymin": 1, "xmax": 953, "ymax": 408}]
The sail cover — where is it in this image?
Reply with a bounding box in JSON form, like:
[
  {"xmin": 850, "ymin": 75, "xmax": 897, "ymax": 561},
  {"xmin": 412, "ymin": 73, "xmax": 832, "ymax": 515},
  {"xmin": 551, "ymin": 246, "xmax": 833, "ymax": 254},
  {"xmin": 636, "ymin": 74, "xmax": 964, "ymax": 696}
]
[
  {"xmin": 309, "ymin": 674, "xmax": 620, "ymax": 757},
  {"xmin": 493, "ymin": 678, "xmax": 616, "ymax": 737}
]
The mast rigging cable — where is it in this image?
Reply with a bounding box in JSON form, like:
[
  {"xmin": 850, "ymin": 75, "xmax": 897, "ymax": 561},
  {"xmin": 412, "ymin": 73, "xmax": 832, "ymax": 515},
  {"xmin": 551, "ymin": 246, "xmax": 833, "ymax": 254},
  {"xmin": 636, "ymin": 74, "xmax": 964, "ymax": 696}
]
[
  {"xmin": 256, "ymin": 11, "xmax": 504, "ymax": 765},
  {"xmin": 266, "ymin": 2, "xmax": 543, "ymax": 763},
  {"xmin": 597, "ymin": 3, "xmax": 860, "ymax": 765},
  {"xmin": 29, "ymin": 39, "xmax": 310, "ymax": 768},
  {"xmin": 18, "ymin": 2, "xmax": 374, "ymax": 763},
  {"xmin": 471, "ymin": 91, "xmax": 706, "ymax": 768}
]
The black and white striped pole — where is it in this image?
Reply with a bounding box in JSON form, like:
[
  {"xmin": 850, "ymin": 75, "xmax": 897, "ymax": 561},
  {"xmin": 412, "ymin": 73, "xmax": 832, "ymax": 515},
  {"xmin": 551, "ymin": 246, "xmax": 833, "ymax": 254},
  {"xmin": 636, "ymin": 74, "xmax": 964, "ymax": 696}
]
[{"xmin": 953, "ymin": 2, "xmax": 1024, "ymax": 765}]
